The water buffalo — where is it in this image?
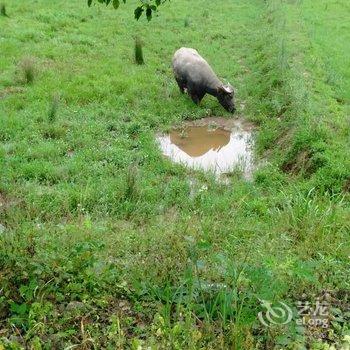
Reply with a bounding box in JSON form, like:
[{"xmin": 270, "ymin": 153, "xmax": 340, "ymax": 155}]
[{"xmin": 172, "ymin": 47, "xmax": 235, "ymax": 113}]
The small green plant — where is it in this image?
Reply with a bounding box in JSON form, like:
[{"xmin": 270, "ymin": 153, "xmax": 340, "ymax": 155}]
[
  {"xmin": 20, "ymin": 57, "xmax": 35, "ymax": 84},
  {"xmin": 184, "ymin": 17, "xmax": 190, "ymax": 27},
  {"xmin": 202, "ymin": 10, "xmax": 209, "ymax": 18},
  {"xmin": 134, "ymin": 37, "xmax": 144, "ymax": 65},
  {"xmin": 0, "ymin": 3, "xmax": 7, "ymax": 17},
  {"xmin": 48, "ymin": 94, "xmax": 59, "ymax": 122},
  {"xmin": 125, "ymin": 165, "xmax": 138, "ymax": 200}
]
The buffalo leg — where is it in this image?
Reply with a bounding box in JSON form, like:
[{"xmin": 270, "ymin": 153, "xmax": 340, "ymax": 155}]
[
  {"xmin": 175, "ymin": 78, "xmax": 186, "ymax": 94},
  {"xmin": 189, "ymin": 90, "xmax": 205, "ymax": 105},
  {"xmin": 190, "ymin": 92, "xmax": 200, "ymax": 105},
  {"xmin": 197, "ymin": 91, "xmax": 205, "ymax": 103},
  {"xmin": 187, "ymin": 85, "xmax": 200, "ymax": 105}
]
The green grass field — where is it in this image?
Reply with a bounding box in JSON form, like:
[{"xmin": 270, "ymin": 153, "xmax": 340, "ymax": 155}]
[{"xmin": 0, "ymin": 0, "xmax": 349, "ymax": 349}]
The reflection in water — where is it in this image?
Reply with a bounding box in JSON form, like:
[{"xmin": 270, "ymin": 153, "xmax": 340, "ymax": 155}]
[
  {"xmin": 170, "ymin": 127, "xmax": 230, "ymax": 157},
  {"xmin": 157, "ymin": 125, "xmax": 254, "ymax": 178}
]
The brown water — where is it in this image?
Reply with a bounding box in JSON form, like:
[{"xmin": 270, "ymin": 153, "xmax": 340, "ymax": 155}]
[{"xmin": 157, "ymin": 118, "xmax": 254, "ymax": 178}]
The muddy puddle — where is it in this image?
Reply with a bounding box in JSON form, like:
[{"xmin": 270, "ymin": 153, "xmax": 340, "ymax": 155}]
[{"xmin": 157, "ymin": 117, "xmax": 254, "ymax": 178}]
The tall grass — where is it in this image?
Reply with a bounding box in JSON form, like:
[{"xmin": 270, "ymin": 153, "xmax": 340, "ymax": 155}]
[
  {"xmin": 19, "ymin": 57, "xmax": 35, "ymax": 84},
  {"xmin": 124, "ymin": 164, "xmax": 139, "ymax": 200},
  {"xmin": 0, "ymin": 3, "xmax": 7, "ymax": 16},
  {"xmin": 48, "ymin": 94, "xmax": 59, "ymax": 122},
  {"xmin": 134, "ymin": 37, "xmax": 144, "ymax": 65}
]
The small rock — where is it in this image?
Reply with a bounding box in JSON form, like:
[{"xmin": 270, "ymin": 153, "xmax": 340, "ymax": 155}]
[
  {"xmin": 66, "ymin": 301, "xmax": 86, "ymax": 312},
  {"xmin": 9, "ymin": 335, "xmax": 22, "ymax": 344}
]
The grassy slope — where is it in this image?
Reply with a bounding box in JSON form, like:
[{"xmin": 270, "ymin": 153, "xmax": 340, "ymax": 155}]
[
  {"xmin": 0, "ymin": 0, "xmax": 349, "ymax": 349},
  {"xmin": 302, "ymin": 0, "xmax": 350, "ymax": 106}
]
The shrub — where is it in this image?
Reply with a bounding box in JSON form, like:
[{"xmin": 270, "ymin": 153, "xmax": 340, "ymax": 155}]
[
  {"xmin": 0, "ymin": 3, "xmax": 7, "ymax": 17},
  {"xmin": 134, "ymin": 37, "xmax": 144, "ymax": 65}
]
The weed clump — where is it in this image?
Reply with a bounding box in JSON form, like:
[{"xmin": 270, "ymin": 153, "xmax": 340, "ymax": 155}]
[
  {"xmin": 19, "ymin": 57, "xmax": 36, "ymax": 85},
  {"xmin": 124, "ymin": 165, "xmax": 139, "ymax": 200},
  {"xmin": 202, "ymin": 10, "xmax": 209, "ymax": 18},
  {"xmin": 184, "ymin": 17, "xmax": 190, "ymax": 27},
  {"xmin": 0, "ymin": 3, "xmax": 7, "ymax": 17},
  {"xmin": 48, "ymin": 93, "xmax": 60, "ymax": 122},
  {"xmin": 134, "ymin": 37, "xmax": 144, "ymax": 65}
]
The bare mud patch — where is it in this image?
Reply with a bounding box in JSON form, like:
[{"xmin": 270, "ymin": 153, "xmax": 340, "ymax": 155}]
[{"xmin": 157, "ymin": 117, "xmax": 255, "ymax": 179}]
